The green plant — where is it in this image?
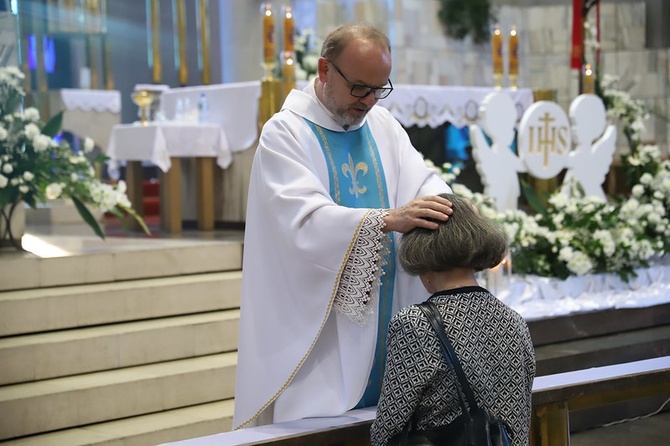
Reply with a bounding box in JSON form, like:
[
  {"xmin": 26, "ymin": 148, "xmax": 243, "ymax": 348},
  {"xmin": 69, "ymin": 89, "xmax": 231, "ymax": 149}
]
[
  {"xmin": 0, "ymin": 66, "xmax": 149, "ymax": 247},
  {"xmin": 436, "ymin": 0, "xmax": 494, "ymax": 44}
]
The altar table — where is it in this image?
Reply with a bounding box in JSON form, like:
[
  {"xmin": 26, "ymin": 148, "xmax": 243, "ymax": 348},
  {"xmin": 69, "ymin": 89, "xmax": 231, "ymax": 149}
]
[
  {"xmin": 48, "ymin": 89, "xmax": 121, "ymax": 152},
  {"xmin": 106, "ymin": 122, "xmax": 232, "ymax": 233}
]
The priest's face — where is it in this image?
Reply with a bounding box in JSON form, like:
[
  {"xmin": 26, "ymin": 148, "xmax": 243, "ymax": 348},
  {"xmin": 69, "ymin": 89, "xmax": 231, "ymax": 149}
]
[{"xmin": 320, "ymin": 42, "xmax": 392, "ymax": 128}]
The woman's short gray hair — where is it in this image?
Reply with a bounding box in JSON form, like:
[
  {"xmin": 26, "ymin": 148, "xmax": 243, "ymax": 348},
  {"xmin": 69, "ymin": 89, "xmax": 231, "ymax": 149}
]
[{"xmin": 398, "ymin": 193, "xmax": 509, "ymax": 275}]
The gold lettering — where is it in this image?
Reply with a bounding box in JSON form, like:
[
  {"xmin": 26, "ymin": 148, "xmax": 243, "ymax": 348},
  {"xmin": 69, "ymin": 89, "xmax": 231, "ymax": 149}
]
[{"xmin": 557, "ymin": 127, "xmax": 569, "ymax": 153}]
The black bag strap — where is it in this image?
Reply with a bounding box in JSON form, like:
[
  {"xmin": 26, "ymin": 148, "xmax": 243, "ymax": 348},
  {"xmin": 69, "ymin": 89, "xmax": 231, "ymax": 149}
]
[{"xmin": 418, "ymin": 301, "xmax": 481, "ymax": 413}]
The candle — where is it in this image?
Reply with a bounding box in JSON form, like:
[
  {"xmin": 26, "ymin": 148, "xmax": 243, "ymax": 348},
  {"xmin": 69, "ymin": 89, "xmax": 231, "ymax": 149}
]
[
  {"xmin": 282, "ymin": 51, "xmax": 296, "ymax": 97},
  {"xmin": 492, "ymin": 24, "xmax": 503, "ymax": 88},
  {"xmin": 509, "ymin": 26, "xmax": 518, "ymax": 77},
  {"xmin": 492, "ymin": 25, "xmax": 503, "ymax": 74},
  {"xmin": 283, "ymin": 6, "xmax": 295, "ymax": 53},
  {"xmin": 508, "ymin": 26, "xmax": 519, "ymax": 90},
  {"xmin": 582, "ymin": 64, "xmax": 595, "ymax": 94},
  {"xmin": 262, "ymin": 3, "xmax": 275, "ymax": 65}
]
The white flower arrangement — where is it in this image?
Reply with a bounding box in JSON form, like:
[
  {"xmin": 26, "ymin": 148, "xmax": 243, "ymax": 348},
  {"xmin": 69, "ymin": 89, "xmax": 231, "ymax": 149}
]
[
  {"xmin": 0, "ymin": 66, "xmax": 148, "ymax": 246},
  {"xmin": 426, "ymin": 80, "xmax": 668, "ymax": 282},
  {"xmin": 294, "ymin": 28, "xmax": 320, "ymax": 81}
]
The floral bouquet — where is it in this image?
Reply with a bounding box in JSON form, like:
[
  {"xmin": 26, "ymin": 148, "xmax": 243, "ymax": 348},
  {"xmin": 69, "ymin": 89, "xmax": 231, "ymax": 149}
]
[{"xmin": 0, "ymin": 66, "xmax": 149, "ymax": 249}]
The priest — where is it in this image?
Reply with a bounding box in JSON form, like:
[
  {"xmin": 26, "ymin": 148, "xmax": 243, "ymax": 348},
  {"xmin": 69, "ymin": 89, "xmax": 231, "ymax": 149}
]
[{"xmin": 233, "ymin": 23, "xmax": 453, "ymax": 429}]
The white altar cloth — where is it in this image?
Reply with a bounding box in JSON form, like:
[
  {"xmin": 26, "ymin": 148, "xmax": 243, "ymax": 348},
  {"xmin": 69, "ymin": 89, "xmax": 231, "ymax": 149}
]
[
  {"xmin": 48, "ymin": 89, "xmax": 122, "ymax": 152},
  {"xmin": 501, "ymin": 258, "xmax": 670, "ymax": 321},
  {"xmin": 105, "ymin": 122, "xmax": 232, "ymax": 175},
  {"xmin": 159, "ymin": 82, "xmax": 260, "ymax": 154},
  {"xmin": 382, "ymin": 86, "xmax": 534, "ymax": 129},
  {"xmin": 159, "ymin": 82, "xmax": 535, "ymax": 149},
  {"xmin": 58, "ymin": 88, "xmax": 121, "ymax": 112}
]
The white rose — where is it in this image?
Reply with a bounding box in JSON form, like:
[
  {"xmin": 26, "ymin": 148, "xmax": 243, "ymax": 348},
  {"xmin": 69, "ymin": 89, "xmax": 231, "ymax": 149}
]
[
  {"xmin": 0, "ymin": 126, "xmax": 7, "ymax": 141},
  {"xmin": 45, "ymin": 183, "xmax": 63, "ymax": 200},
  {"xmin": 0, "ymin": 174, "xmax": 7, "ymax": 188},
  {"xmin": 33, "ymin": 134, "xmax": 51, "ymax": 152},
  {"xmin": 22, "ymin": 171, "xmax": 34, "ymax": 181},
  {"xmin": 83, "ymin": 137, "xmax": 95, "ymax": 153},
  {"xmin": 116, "ymin": 180, "xmax": 127, "ymax": 194},
  {"xmin": 19, "ymin": 185, "xmax": 29, "ymax": 194},
  {"xmin": 2, "ymin": 163, "xmax": 13, "ymax": 174},
  {"xmin": 24, "ymin": 123, "xmax": 41, "ymax": 140},
  {"xmin": 23, "ymin": 107, "xmax": 40, "ymax": 122},
  {"xmin": 631, "ymin": 184, "xmax": 645, "ymax": 197}
]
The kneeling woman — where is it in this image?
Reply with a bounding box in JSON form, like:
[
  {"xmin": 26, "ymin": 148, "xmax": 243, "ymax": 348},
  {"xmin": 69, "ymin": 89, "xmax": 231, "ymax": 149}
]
[{"xmin": 370, "ymin": 193, "xmax": 536, "ymax": 446}]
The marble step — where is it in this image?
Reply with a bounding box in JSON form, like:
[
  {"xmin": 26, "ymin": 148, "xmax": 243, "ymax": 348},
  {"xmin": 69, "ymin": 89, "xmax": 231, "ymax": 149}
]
[
  {"xmin": 0, "ymin": 271, "xmax": 241, "ymax": 336},
  {"xmin": 0, "ymin": 310, "xmax": 240, "ymax": 386},
  {"xmin": 0, "ymin": 400, "xmax": 234, "ymax": 446},
  {"xmin": 0, "ymin": 353, "xmax": 237, "ymax": 441},
  {"xmin": 0, "ymin": 235, "xmax": 242, "ymax": 292}
]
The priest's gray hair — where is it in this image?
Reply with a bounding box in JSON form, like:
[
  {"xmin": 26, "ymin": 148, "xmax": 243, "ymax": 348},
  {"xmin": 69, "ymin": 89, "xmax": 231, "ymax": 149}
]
[
  {"xmin": 320, "ymin": 23, "xmax": 391, "ymax": 61},
  {"xmin": 398, "ymin": 193, "xmax": 509, "ymax": 275}
]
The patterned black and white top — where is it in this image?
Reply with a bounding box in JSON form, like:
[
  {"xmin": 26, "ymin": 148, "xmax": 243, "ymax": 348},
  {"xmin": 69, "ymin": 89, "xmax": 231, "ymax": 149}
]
[{"xmin": 370, "ymin": 286, "xmax": 536, "ymax": 446}]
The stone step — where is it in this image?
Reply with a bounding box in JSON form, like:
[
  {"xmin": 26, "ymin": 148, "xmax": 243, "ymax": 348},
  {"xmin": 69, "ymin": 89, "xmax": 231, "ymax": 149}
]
[
  {"xmin": 0, "ymin": 353, "xmax": 237, "ymax": 441},
  {"xmin": 0, "ymin": 400, "xmax": 234, "ymax": 446},
  {"xmin": 0, "ymin": 235, "xmax": 242, "ymax": 292},
  {"xmin": 0, "ymin": 310, "xmax": 240, "ymax": 386},
  {"xmin": 0, "ymin": 271, "xmax": 241, "ymax": 336}
]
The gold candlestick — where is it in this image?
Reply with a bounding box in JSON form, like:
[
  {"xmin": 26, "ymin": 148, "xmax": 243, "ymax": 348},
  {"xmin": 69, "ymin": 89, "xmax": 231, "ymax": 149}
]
[{"xmin": 492, "ymin": 24, "xmax": 503, "ymax": 89}]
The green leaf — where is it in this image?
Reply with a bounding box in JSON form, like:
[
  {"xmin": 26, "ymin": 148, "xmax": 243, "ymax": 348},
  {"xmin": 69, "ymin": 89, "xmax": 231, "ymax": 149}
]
[
  {"xmin": 42, "ymin": 111, "xmax": 64, "ymax": 138},
  {"xmin": 119, "ymin": 204, "xmax": 152, "ymax": 235},
  {"xmin": 71, "ymin": 196, "xmax": 105, "ymax": 239},
  {"xmin": 520, "ymin": 178, "xmax": 547, "ymax": 215}
]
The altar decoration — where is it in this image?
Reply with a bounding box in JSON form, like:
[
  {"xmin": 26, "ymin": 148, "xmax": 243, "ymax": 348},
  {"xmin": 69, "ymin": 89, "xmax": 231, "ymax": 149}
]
[
  {"xmin": 0, "ymin": 67, "xmax": 148, "ymax": 249},
  {"xmin": 430, "ymin": 75, "xmax": 668, "ymax": 284}
]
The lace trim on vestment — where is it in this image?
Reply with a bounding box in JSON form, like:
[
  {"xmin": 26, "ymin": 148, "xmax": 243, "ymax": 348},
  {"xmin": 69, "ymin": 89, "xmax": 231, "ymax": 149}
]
[{"xmin": 333, "ymin": 209, "xmax": 391, "ymax": 325}]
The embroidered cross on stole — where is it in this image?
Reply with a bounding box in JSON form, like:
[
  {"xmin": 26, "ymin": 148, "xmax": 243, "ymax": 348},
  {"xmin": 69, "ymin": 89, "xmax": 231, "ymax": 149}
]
[{"xmin": 305, "ymin": 119, "xmax": 395, "ymax": 408}]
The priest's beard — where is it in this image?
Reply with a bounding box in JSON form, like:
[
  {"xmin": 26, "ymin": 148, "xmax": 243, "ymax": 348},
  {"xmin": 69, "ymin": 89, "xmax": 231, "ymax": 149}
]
[{"xmin": 322, "ymin": 81, "xmax": 368, "ymax": 128}]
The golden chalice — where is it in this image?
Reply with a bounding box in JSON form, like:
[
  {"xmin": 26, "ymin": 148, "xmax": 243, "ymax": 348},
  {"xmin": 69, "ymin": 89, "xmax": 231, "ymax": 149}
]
[{"xmin": 131, "ymin": 90, "xmax": 156, "ymax": 125}]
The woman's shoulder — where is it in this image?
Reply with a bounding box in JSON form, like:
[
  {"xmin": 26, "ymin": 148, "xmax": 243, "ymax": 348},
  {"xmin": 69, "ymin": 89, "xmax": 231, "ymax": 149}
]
[{"xmin": 389, "ymin": 304, "xmax": 428, "ymax": 331}]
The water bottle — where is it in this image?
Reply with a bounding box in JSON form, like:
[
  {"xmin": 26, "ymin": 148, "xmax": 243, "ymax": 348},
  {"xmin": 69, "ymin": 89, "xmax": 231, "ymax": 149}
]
[
  {"xmin": 175, "ymin": 98, "xmax": 184, "ymax": 121},
  {"xmin": 197, "ymin": 92, "xmax": 209, "ymax": 123}
]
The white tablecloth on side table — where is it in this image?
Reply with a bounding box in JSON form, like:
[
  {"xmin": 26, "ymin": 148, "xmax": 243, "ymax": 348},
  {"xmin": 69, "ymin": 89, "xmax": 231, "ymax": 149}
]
[
  {"xmin": 106, "ymin": 122, "xmax": 231, "ymax": 174},
  {"xmin": 106, "ymin": 122, "xmax": 232, "ymax": 233}
]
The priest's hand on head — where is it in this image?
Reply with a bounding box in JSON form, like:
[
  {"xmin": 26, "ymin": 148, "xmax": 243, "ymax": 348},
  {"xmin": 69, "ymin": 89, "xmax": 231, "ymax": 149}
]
[{"xmin": 382, "ymin": 195, "xmax": 452, "ymax": 233}]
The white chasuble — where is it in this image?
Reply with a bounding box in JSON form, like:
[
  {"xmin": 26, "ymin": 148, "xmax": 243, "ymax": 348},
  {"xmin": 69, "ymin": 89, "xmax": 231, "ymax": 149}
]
[{"xmin": 233, "ymin": 81, "xmax": 451, "ymax": 430}]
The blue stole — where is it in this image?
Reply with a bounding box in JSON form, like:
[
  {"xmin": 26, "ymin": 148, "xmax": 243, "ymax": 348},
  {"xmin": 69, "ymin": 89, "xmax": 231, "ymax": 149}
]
[{"xmin": 305, "ymin": 119, "xmax": 396, "ymax": 408}]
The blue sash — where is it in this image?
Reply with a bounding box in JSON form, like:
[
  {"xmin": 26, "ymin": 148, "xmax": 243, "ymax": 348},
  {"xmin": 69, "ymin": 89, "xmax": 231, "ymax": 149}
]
[{"xmin": 305, "ymin": 119, "xmax": 395, "ymax": 408}]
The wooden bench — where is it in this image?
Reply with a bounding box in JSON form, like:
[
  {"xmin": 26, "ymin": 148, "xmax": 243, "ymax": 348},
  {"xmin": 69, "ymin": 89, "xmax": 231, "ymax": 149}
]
[
  {"xmin": 159, "ymin": 356, "xmax": 670, "ymax": 446},
  {"xmin": 530, "ymin": 355, "xmax": 670, "ymax": 445}
]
